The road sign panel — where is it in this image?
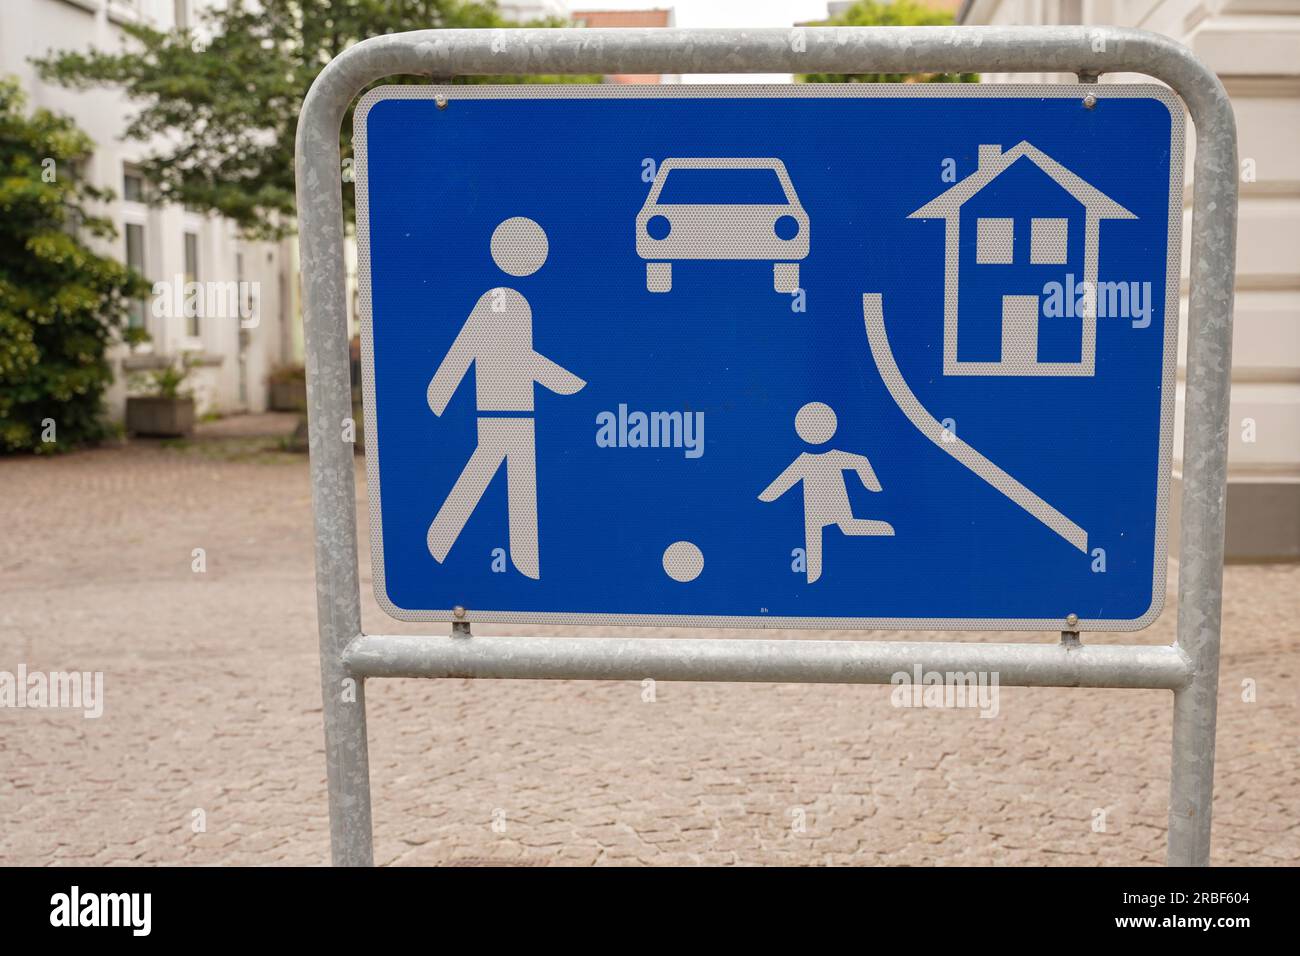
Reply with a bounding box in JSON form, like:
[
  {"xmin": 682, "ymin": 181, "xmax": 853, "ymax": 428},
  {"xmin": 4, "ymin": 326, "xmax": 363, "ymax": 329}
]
[{"xmin": 355, "ymin": 83, "xmax": 1182, "ymax": 630}]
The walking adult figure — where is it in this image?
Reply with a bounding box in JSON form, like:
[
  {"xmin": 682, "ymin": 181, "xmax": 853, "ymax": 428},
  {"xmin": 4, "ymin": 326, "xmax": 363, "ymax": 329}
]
[{"xmin": 426, "ymin": 217, "xmax": 585, "ymax": 579}]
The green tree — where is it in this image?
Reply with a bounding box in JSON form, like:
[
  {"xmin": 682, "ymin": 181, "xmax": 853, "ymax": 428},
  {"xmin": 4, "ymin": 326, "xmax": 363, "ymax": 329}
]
[
  {"xmin": 798, "ymin": 0, "xmax": 978, "ymax": 84},
  {"xmin": 0, "ymin": 78, "xmax": 148, "ymax": 454},
  {"xmin": 34, "ymin": 1, "xmax": 595, "ymax": 239}
]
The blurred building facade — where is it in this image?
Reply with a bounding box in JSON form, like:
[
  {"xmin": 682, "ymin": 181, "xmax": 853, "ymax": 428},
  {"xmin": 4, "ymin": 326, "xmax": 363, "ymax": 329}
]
[
  {"xmin": 1, "ymin": 0, "xmax": 301, "ymax": 417},
  {"xmin": 499, "ymin": 0, "xmax": 573, "ymax": 21},
  {"xmin": 6, "ymin": 1, "xmax": 686, "ymax": 422},
  {"xmin": 960, "ymin": 0, "xmax": 1300, "ymax": 559},
  {"xmin": 571, "ymin": 8, "xmax": 679, "ymax": 83}
]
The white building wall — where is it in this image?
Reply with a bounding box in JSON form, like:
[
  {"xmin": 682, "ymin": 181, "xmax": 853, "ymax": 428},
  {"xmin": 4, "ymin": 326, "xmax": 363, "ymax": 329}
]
[
  {"xmin": 1, "ymin": 0, "xmax": 298, "ymax": 418},
  {"xmin": 499, "ymin": 0, "xmax": 572, "ymax": 23},
  {"xmin": 961, "ymin": 0, "xmax": 1300, "ymax": 558}
]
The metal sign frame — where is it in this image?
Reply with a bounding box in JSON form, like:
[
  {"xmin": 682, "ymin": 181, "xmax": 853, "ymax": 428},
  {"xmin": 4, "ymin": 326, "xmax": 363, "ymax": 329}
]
[{"xmin": 296, "ymin": 26, "xmax": 1237, "ymax": 867}]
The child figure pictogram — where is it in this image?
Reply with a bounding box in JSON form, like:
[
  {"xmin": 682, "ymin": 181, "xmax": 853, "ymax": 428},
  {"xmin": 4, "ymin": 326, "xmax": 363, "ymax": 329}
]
[{"xmin": 758, "ymin": 402, "xmax": 894, "ymax": 583}]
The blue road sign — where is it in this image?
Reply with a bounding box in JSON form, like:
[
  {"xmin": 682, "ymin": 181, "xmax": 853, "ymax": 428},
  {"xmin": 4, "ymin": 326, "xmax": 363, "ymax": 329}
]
[{"xmin": 355, "ymin": 85, "xmax": 1182, "ymax": 630}]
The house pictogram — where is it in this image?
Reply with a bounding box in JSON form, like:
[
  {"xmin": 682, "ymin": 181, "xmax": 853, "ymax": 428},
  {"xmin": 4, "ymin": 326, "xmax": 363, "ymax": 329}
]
[{"xmin": 909, "ymin": 142, "xmax": 1135, "ymax": 377}]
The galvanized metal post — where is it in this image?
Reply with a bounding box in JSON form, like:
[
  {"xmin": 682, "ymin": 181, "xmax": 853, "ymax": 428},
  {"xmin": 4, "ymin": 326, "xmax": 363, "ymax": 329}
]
[
  {"xmin": 297, "ymin": 26, "xmax": 1235, "ymax": 866},
  {"xmin": 1165, "ymin": 44, "xmax": 1239, "ymax": 868},
  {"xmin": 296, "ymin": 69, "xmax": 375, "ymax": 867}
]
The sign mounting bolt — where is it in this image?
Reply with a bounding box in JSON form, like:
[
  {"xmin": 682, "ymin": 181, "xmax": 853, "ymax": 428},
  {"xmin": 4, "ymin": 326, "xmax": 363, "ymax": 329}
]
[
  {"xmin": 453, "ymin": 605, "xmax": 466, "ymax": 619},
  {"xmin": 436, "ymin": 96, "xmax": 448, "ymax": 110},
  {"xmin": 1082, "ymin": 94, "xmax": 1097, "ymax": 110},
  {"xmin": 1061, "ymin": 614, "xmax": 1082, "ymax": 647}
]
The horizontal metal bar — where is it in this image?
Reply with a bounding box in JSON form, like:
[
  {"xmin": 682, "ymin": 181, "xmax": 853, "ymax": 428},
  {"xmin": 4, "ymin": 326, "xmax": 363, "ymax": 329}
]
[
  {"xmin": 344, "ymin": 634, "xmax": 1192, "ymax": 690},
  {"xmin": 322, "ymin": 25, "xmax": 1224, "ymax": 90}
]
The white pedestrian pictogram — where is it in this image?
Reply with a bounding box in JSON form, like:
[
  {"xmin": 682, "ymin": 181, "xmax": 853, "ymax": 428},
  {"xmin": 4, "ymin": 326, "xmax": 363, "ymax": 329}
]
[
  {"xmin": 758, "ymin": 402, "xmax": 894, "ymax": 584},
  {"xmin": 425, "ymin": 217, "xmax": 585, "ymax": 579}
]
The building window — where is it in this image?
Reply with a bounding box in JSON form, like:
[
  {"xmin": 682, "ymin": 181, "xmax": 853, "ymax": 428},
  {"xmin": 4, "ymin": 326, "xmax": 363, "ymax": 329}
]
[
  {"xmin": 123, "ymin": 168, "xmax": 145, "ymax": 203},
  {"xmin": 125, "ymin": 222, "xmax": 147, "ymax": 329},
  {"xmin": 1031, "ymin": 218, "xmax": 1069, "ymax": 264},
  {"xmin": 236, "ymin": 251, "xmax": 245, "ymax": 310},
  {"xmin": 184, "ymin": 230, "xmax": 200, "ymax": 337},
  {"xmin": 976, "ymin": 217, "xmax": 1014, "ymax": 264},
  {"xmin": 63, "ymin": 157, "xmax": 88, "ymax": 235}
]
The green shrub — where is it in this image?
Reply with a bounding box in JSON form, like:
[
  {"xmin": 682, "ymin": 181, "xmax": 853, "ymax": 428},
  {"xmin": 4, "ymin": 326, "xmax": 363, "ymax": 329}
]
[
  {"xmin": 266, "ymin": 363, "xmax": 306, "ymax": 385},
  {"xmin": 128, "ymin": 355, "xmax": 194, "ymax": 400},
  {"xmin": 0, "ymin": 77, "xmax": 148, "ymax": 454}
]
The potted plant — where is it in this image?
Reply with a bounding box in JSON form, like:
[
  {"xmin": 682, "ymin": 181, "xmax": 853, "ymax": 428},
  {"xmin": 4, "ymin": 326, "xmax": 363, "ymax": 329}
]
[
  {"xmin": 268, "ymin": 363, "xmax": 307, "ymax": 411},
  {"xmin": 126, "ymin": 357, "xmax": 196, "ymax": 437}
]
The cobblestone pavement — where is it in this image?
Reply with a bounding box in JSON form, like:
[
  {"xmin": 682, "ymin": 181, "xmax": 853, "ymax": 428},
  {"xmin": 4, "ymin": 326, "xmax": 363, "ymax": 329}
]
[{"xmin": 2, "ymin": 436, "xmax": 1297, "ymax": 866}]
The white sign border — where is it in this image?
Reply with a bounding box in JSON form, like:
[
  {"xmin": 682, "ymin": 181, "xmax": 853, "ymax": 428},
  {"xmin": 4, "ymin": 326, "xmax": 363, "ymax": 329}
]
[{"xmin": 353, "ymin": 82, "xmax": 1184, "ymax": 632}]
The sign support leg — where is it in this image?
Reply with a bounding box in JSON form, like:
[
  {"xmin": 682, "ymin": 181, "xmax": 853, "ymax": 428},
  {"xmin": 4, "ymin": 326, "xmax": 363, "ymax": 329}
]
[
  {"xmin": 1165, "ymin": 48, "xmax": 1237, "ymax": 864},
  {"xmin": 1168, "ymin": 682, "xmax": 1219, "ymax": 865},
  {"xmin": 321, "ymin": 651, "xmax": 375, "ymax": 866},
  {"xmin": 297, "ymin": 72, "xmax": 375, "ymax": 866}
]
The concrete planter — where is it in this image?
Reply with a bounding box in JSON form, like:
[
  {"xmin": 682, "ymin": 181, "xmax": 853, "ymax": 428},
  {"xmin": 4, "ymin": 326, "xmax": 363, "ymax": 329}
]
[
  {"xmin": 269, "ymin": 379, "xmax": 307, "ymax": 411},
  {"xmin": 126, "ymin": 396, "xmax": 196, "ymax": 438}
]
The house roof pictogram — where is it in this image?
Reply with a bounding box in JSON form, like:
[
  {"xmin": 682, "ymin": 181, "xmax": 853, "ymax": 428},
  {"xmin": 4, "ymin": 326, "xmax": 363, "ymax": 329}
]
[{"xmin": 908, "ymin": 141, "xmax": 1136, "ymax": 221}]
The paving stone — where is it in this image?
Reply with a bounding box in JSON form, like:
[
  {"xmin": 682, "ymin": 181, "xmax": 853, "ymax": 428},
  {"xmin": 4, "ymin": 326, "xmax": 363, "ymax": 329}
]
[{"xmin": 0, "ymin": 441, "xmax": 1296, "ymax": 865}]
